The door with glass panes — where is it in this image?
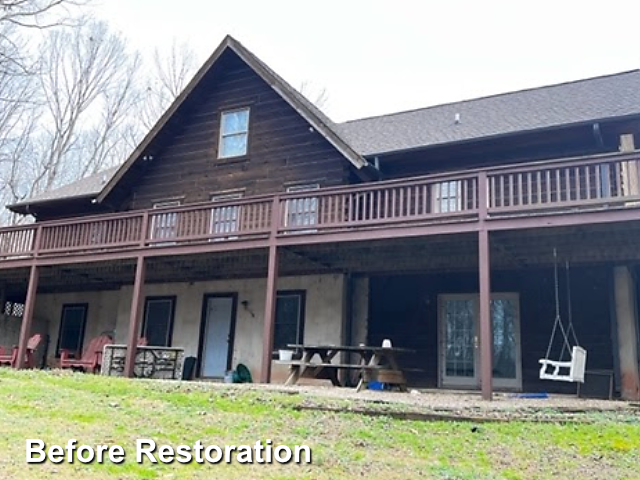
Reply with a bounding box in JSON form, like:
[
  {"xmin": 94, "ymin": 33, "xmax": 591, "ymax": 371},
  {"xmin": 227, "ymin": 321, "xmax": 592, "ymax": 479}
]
[{"xmin": 438, "ymin": 293, "xmax": 521, "ymax": 389}]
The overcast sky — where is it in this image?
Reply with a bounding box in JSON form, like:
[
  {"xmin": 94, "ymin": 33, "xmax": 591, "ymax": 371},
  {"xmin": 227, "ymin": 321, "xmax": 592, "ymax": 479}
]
[{"xmin": 91, "ymin": 0, "xmax": 640, "ymax": 122}]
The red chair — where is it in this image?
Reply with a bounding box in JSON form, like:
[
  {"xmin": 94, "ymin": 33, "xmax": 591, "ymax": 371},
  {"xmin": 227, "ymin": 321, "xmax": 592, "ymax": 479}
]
[
  {"xmin": 0, "ymin": 334, "xmax": 43, "ymax": 368},
  {"xmin": 60, "ymin": 334, "xmax": 113, "ymax": 373}
]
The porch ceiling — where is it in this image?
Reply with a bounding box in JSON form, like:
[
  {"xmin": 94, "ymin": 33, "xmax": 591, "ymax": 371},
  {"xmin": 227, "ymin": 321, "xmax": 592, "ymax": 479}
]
[{"xmin": 1, "ymin": 220, "xmax": 639, "ymax": 297}]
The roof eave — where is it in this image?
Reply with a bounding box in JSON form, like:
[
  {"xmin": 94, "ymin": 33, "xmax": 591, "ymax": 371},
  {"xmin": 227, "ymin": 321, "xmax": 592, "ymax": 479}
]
[{"xmin": 7, "ymin": 193, "xmax": 96, "ymax": 215}]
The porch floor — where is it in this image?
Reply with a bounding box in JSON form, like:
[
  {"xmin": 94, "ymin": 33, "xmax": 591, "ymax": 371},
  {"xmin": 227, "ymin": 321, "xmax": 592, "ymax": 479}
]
[{"xmin": 190, "ymin": 379, "xmax": 637, "ymax": 422}]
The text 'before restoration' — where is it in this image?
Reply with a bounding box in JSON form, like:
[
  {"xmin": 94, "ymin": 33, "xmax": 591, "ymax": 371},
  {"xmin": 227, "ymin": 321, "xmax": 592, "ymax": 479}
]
[{"xmin": 26, "ymin": 439, "xmax": 312, "ymax": 465}]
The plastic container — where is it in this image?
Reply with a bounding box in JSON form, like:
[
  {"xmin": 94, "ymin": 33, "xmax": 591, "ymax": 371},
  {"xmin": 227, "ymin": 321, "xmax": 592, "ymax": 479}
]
[
  {"xmin": 224, "ymin": 371, "xmax": 234, "ymax": 383},
  {"xmin": 279, "ymin": 349, "xmax": 293, "ymax": 361},
  {"xmin": 368, "ymin": 381, "xmax": 385, "ymax": 390}
]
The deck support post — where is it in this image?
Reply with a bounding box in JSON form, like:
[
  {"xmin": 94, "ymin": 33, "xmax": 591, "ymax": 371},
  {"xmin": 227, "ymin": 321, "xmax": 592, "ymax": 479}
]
[
  {"xmin": 15, "ymin": 265, "xmax": 39, "ymax": 369},
  {"xmin": 478, "ymin": 229, "xmax": 493, "ymax": 400},
  {"xmin": 613, "ymin": 266, "xmax": 640, "ymax": 400},
  {"xmin": 124, "ymin": 256, "xmax": 146, "ymax": 378},
  {"xmin": 260, "ymin": 196, "xmax": 281, "ymax": 384},
  {"xmin": 478, "ymin": 172, "xmax": 493, "ymax": 400},
  {"xmin": 260, "ymin": 244, "xmax": 279, "ymax": 384}
]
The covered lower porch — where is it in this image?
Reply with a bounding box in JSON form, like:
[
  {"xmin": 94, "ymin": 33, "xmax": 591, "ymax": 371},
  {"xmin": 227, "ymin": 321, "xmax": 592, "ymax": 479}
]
[{"xmin": 2, "ymin": 220, "xmax": 640, "ymax": 400}]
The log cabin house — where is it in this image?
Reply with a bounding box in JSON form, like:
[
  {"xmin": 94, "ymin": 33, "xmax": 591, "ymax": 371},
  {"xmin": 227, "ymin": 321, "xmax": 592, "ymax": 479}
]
[{"xmin": 1, "ymin": 35, "xmax": 640, "ymax": 400}]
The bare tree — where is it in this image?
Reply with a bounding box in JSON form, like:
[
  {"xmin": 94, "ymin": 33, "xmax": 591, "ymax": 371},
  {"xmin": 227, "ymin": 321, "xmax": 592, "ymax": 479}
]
[
  {"xmin": 33, "ymin": 20, "xmax": 140, "ymax": 187},
  {"xmin": 0, "ymin": 19, "xmax": 141, "ymax": 222},
  {"xmin": 0, "ymin": 0, "xmax": 85, "ymax": 28},
  {"xmin": 299, "ymin": 80, "xmax": 329, "ymax": 110},
  {"xmin": 139, "ymin": 39, "xmax": 198, "ymax": 131}
]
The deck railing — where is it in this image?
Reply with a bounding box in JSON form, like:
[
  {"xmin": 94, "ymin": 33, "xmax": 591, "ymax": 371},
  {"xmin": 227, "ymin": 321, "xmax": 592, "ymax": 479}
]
[
  {"xmin": 1, "ymin": 151, "xmax": 639, "ymax": 261},
  {"xmin": 277, "ymin": 172, "xmax": 479, "ymax": 233},
  {"xmin": 487, "ymin": 153, "xmax": 640, "ymax": 212}
]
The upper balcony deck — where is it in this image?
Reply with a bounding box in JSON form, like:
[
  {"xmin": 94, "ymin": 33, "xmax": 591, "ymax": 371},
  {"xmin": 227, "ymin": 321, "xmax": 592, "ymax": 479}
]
[{"xmin": 2, "ymin": 150, "xmax": 640, "ymax": 269}]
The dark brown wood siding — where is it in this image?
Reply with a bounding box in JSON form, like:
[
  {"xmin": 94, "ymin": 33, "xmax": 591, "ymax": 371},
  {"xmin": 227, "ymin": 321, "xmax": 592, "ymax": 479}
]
[
  {"xmin": 375, "ymin": 120, "xmax": 640, "ymax": 180},
  {"xmin": 118, "ymin": 50, "xmax": 350, "ymax": 210},
  {"xmin": 369, "ymin": 266, "xmax": 614, "ymax": 392}
]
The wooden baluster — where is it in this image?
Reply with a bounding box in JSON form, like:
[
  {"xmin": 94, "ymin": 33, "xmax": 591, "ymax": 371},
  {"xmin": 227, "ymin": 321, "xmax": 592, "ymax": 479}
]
[
  {"xmin": 461, "ymin": 180, "xmax": 467, "ymax": 211},
  {"xmin": 515, "ymin": 173, "xmax": 521, "ymax": 206},
  {"xmin": 536, "ymin": 171, "xmax": 542, "ymax": 205},
  {"xmin": 615, "ymin": 161, "xmax": 623, "ymax": 197},
  {"xmin": 507, "ymin": 174, "xmax": 513, "ymax": 208},
  {"xmin": 585, "ymin": 165, "xmax": 592, "ymax": 200},
  {"xmin": 391, "ymin": 189, "xmax": 397, "ymax": 219},
  {"xmin": 490, "ymin": 176, "xmax": 496, "ymax": 208},
  {"xmin": 595, "ymin": 164, "xmax": 602, "ymax": 199},
  {"xmin": 545, "ymin": 170, "xmax": 551, "ymax": 204},
  {"xmin": 384, "ymin": 189, "xmax": 390, "ymax": 218},
  {"xmin": 575, "ymin": 166, "xmax": 582, "ymax": 200}
]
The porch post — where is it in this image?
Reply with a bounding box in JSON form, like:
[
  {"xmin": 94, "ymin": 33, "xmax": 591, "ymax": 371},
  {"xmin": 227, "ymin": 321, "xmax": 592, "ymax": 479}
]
[
  {"xmin": 260, "ymin": 244, "xmax": 279, "ymax": 383},
  {"xmin": 613, "ymin": 266, "xmax": 640, "ymax": 400},
  {"xmin": 124, "ymin": 256, "xmax": 146, "ymax": 378},
  {"xmin": 15, "ymin": 265, "xmax": 39, "ymax": 369},
  {"xmin": 478, "ymin": 171, "xmax": 493, "ymax": 400},
  {"xmin": 260, "ymin": 195, "xmax": 281, "ymax": 384}
]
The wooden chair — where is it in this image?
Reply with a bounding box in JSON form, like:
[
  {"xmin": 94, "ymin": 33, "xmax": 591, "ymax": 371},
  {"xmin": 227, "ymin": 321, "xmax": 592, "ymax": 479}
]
[
  {"xmin": 0, "ymin": 334, "xmax": 43, "ymax": 368},
  {"xmin": 60, "ymin": 334, "xmax": 113, "ymax": 373}
]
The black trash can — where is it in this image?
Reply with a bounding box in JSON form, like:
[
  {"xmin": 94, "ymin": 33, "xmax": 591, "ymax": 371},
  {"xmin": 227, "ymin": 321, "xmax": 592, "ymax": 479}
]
[{"xmin": 182, "ymin": 356, "xmax": 197, "ymax": 380}]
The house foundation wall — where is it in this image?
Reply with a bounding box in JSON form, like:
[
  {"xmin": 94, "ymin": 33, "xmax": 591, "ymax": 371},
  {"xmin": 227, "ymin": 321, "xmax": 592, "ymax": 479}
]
[{"xmin": 35, "ymin": 274, "xmax": 345, "ymax": 383}]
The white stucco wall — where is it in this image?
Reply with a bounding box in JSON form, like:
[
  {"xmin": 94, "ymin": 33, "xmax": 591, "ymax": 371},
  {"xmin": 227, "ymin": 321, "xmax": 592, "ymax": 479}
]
[
  {"xmin": 35, "ymin": 274, "xmax": 346, "ymax": 382},
  {"xmin": 351, "ymin": 276, "xmax": 369, "ymax": 346},
  {"xmin": 35, "ymin": 290, "xmax": 120, "ymax": 364}
]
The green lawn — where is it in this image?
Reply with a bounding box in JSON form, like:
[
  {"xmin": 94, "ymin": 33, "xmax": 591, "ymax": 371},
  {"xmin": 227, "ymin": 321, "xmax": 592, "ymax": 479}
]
[{"xmin": 0, "ymin": 370, "xmax": 639, "ymax": 479}]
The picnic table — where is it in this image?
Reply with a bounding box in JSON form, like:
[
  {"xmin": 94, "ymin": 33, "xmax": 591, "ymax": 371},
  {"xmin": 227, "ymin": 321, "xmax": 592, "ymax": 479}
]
[{"xmin": 279, "ymin": 344, "xmax": 416, "ymax": 391}]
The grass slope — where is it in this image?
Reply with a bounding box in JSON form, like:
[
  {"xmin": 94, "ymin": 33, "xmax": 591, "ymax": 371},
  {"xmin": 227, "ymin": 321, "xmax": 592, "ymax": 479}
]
[{"xmin": 0, "ymin": 370, "xmax": 639, "ymax": 479}]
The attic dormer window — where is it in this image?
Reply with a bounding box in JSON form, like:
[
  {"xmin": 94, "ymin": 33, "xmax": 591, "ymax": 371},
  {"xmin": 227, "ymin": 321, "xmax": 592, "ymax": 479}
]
[{"xmin": 218, "ymin": 108, "xmax": 250, "ymax": 159}]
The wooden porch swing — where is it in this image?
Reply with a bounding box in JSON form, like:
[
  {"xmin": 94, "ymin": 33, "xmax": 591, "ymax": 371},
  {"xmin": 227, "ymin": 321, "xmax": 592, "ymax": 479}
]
[{"xmin": 538, "ymin": 249, "xmax": 587, "ymax": 383}]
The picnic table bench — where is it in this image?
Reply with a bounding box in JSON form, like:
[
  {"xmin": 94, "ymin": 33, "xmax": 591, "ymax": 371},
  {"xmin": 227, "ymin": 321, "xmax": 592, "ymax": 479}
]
[{"xmin": 277, "ymin": 344, "xmax": 416, "ymax": 391}]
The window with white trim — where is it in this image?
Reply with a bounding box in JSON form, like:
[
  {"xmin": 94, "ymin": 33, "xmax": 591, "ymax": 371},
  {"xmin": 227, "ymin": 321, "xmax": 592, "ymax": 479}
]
[
  {"xmin": 434, "ymin": 181, "xmax": 462, "ymax": 213},
  {"xmin": 285, "ymin": 184, "xmax": 319, "ymax": 230},
  {"xmin": 211, "ymin": 192, "xmax": 243, "ymax": 239},
  {"xmin": 218, "ymin": 108, "xmax": 250, "ymax": 159},
  {"xmin": 150, "ymin": 201, "xmax": 180, "ymax": 242}
]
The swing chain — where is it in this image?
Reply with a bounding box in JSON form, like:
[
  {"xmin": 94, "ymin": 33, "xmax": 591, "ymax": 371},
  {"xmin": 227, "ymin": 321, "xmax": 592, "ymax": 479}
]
[{"xmin": 543, "ymin": 249, "xmax": 576, "ymax": 363}]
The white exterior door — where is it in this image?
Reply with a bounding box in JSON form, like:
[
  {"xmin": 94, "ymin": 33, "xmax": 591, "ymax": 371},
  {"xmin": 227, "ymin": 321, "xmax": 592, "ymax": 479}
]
[{"xmin": 201, "ymin": 296, "xmax": 235, "ymax": 378}]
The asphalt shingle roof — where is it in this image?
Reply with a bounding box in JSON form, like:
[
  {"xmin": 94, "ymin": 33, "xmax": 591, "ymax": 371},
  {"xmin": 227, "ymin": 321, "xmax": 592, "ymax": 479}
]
[
  {"xmin": 336, "ymin": 70, "xmax": 640, "ymax": 156},
  {"xmin": 10, "ymin": 167, "xmax": 118, "ymax": 207},
  {"xmin": 10, "ymin": 69, "xmax": 640, "ymax": 209}
]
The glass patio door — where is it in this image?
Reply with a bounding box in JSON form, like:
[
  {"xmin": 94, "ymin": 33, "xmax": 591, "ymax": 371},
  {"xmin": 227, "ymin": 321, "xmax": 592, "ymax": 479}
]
[
  {"xmin": 440, "ymin": 295, "xmax": 478, "ymax": 387},
  {"xmin": 491, "ymin": 294, "xmax": 522, "ymax": 389},
  {"xmin": 439, "ymin": 293, "xmax": 521, "ymax": 390}
]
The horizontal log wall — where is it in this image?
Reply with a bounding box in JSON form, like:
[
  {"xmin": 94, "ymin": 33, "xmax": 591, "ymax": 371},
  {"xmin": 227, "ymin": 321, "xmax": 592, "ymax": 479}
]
[{"xmin": 123, "ymin": 50, "xmax": 350, "ymax": 210}]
